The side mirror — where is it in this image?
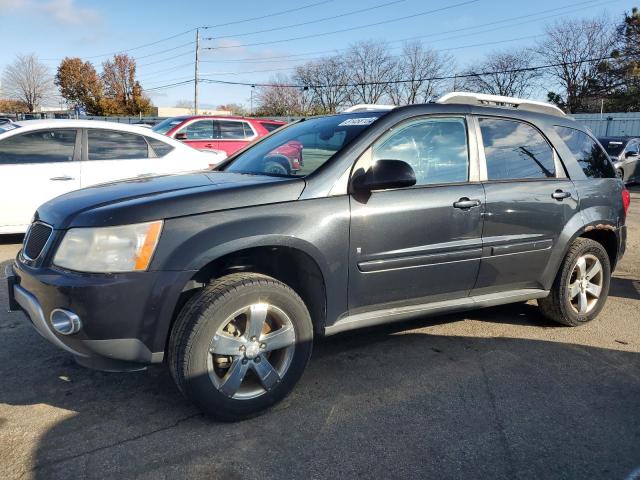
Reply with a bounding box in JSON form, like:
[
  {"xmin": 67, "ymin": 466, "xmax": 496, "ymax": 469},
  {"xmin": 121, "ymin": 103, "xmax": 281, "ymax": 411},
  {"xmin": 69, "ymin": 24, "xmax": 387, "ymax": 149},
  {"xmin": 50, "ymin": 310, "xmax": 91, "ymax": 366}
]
[
  {"xmin": 353, "ymin": 159, "xmax": 416, "ymax": 192},
  {"xmin": 625, "ymin": 150, "xmax": 639, "ymax": 158},
  {"xmin": 174, "ymin": 132, "xmax": 188, "ymax": 141}
]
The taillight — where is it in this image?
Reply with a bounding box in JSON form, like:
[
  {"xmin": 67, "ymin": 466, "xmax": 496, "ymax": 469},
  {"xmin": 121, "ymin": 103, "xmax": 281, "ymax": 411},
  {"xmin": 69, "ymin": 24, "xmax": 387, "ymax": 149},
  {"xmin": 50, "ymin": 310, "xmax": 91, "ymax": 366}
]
[{"xmin": 622, "ymin": 188, "xmax": 631, "ymax": 216}]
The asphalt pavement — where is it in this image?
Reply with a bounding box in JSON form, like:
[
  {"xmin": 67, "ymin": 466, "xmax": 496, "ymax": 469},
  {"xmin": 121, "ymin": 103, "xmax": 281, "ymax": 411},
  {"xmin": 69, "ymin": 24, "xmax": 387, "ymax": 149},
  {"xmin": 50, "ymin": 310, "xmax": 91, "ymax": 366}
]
[{"xmin": 0, "ymin": 187, "xmax": 639, "ymax": 480}]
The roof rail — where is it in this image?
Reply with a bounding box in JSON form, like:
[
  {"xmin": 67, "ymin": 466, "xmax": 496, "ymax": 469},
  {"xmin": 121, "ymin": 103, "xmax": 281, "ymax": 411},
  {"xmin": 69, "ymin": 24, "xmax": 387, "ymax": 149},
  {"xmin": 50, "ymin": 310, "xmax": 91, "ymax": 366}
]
[
  {"xmin": 342, "ymin": 104, "xmax": 396, "ymax": 113},
  {"xmin": 436, "ymin": 92, "xmax": 566, "ymax": 117}
]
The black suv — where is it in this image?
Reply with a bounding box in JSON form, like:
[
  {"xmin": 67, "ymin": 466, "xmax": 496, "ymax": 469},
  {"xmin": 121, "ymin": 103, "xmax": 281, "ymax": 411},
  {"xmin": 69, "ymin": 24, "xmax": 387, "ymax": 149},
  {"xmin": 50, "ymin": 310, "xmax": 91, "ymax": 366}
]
[{"xmin": 8, "ymin": 94, "xmax": 630, "ymax": 420}]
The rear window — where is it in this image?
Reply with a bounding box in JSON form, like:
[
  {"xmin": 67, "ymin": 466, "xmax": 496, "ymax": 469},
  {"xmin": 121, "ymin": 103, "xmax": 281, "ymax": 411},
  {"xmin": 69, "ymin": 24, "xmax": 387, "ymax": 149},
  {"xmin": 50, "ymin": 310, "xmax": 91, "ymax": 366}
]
[
  {"xmin": 554, "ymin": 126, "xmax": 616, "ymax": 179},
  {"xmin": 599, "ymin": 139, "xmax": 626, "ymax": 157},
  {"xmin": 260, "ymin": 122, "xmax": 283, "ymax": 133},
  {"xmin": 479, "ymin": 118, "xmax": 555, "ymax": 180}
]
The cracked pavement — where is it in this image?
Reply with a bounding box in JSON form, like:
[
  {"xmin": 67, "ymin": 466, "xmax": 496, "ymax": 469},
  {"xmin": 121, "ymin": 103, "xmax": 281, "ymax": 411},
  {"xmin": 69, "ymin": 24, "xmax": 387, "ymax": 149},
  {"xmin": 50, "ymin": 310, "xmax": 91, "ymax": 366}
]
[{"xmin": 1, "ymin": 186, "xmax": 639, "ymax": 480}]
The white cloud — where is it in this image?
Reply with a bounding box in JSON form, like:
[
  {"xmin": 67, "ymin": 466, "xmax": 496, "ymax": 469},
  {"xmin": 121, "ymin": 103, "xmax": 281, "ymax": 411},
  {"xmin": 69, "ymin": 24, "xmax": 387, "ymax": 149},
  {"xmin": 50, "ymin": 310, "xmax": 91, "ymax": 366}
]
[{"xmin": 43, "ymin": 0, "xmax": 100, "ymax": 25}]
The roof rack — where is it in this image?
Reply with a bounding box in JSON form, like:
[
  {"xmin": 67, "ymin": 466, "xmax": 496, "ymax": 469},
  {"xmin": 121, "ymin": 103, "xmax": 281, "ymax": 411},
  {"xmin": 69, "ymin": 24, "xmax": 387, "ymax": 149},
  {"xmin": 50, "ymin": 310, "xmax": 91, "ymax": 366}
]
[
  {"xmin": 342, "ymin": 104, "xmax": 396, "ymax": 113},
  {"xmin": 436, "ymin": 92, "xmax": 566, "ymax": 117}
]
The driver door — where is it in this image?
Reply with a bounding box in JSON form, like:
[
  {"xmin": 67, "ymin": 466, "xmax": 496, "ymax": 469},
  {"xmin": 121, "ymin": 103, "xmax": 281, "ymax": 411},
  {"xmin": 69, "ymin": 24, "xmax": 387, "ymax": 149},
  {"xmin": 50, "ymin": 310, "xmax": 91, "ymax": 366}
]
[{"xmin": 348, "ymin": 116, "xmax": 485, "ymax": 314}]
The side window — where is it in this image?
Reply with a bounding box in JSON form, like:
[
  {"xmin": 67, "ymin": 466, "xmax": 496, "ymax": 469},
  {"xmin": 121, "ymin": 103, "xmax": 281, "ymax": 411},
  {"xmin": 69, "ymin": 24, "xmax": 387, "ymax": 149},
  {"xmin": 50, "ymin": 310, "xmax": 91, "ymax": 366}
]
[
  {"xmin": 628, "ymin": 141, "xmax": 639, "ymax": 155},
  {"xmin": 218, "ymin": 120, "xmax": 247, "ymax": 140},
  {"xmin": 88, "ymin": 130, "xmax": 149, "ymax": 161},
  {"xmin": 0, "ymin": 129, "xmax": 76, "ymax": 165},
  {"xmin": 372, "ymin": 117, "xmax": 469, "ymax": 186},
  {"xmin": 146, "ymin": 137, "xmax": 174, "ymax": 157},
  {"xmin": 179, "ymin": 120, "xmax": 214, "ymax": 140},
  {"xmin": 479, "ymin": 118, "xmax": 555, "ymax": 180},
  {"xmin": 553, "ymin": 126, "xmax": 615, "ymax": 178}
]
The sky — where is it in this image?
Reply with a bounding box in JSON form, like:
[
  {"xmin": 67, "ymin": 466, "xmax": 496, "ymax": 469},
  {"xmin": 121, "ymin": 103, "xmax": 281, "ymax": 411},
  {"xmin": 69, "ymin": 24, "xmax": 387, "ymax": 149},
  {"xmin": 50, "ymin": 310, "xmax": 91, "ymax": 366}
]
[{"xmin": 0, "ymin": 0, "xmax": 636, "ymax": 110}]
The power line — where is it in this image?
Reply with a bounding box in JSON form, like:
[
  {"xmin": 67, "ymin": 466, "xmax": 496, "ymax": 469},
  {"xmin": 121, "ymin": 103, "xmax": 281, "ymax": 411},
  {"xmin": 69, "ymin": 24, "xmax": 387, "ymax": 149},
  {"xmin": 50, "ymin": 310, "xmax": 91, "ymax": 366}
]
[
  {"xmin": 199, "ymin": 0, "xmax": 614, "ymax": 63},
  {"xmin": 143, "ymin": 79, "xmax": 194, "ymax": 92},
  {"xmin": 203, "ymin": 0, "xmax": 481, "ymax": 50},
  {"xmin": 203, "ymin": 0, "xmax": 407, "ymax": 41},
  {"xmin": 200, "ymin": 0, "xmax": 335, "ymax": 29},
  {"xmin": 198, "ymin": 54, "xmax": 628, "ymax": 89}
]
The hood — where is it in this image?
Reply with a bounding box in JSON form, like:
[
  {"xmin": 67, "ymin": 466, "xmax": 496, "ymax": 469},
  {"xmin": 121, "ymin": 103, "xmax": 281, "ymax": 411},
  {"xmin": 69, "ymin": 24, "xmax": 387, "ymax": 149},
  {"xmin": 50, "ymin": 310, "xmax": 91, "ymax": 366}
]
[{"xmin": 36, "ymin": 171, "xmax": 306, "ymax": 229}]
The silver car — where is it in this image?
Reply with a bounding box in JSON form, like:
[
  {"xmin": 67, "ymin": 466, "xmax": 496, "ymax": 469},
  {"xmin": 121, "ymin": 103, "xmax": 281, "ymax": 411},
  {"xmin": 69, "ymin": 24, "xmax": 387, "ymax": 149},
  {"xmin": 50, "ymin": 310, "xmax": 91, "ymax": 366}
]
[{"xmin": 598, "ymin": 136, "xmax": 640, "ymax": 184}]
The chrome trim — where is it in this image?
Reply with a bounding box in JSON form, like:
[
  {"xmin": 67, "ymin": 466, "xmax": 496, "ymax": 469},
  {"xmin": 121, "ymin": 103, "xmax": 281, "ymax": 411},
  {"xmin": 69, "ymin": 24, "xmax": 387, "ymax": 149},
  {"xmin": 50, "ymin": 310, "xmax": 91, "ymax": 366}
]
[{"xmin": 13, "ymin": 284, "xmax": 87, "ymax": 357}]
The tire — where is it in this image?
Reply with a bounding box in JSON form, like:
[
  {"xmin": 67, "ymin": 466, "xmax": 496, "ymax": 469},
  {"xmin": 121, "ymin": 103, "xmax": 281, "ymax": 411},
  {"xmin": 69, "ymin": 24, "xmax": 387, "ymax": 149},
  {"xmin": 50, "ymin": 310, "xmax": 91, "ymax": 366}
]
[
  {"xmin": 168, "ymin": 272, "xmax": 313, "ymax": 421},
  {"xmin": 264, "ymin": 158, "xmax": 289, "ymax": 175},
  {"xmin": 538, "ymin": 238, "xmax": 611, "ymax": 326}
]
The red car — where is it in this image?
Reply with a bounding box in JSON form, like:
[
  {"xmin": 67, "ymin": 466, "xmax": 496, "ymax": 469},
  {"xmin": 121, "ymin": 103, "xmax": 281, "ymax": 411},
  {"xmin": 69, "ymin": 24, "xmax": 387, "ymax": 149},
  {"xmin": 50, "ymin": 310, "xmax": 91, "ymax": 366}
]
[{"xmin": 153, "ymin": 115, "xmax": 287, "ymax": 157}]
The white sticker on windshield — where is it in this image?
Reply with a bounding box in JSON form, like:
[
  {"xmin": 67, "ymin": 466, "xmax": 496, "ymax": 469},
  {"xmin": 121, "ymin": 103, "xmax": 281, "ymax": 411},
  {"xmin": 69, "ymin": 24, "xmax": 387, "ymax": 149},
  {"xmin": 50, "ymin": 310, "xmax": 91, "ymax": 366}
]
[{"xmin": 338, "ymin": 117, "xmax": 378, "ymax": 127}]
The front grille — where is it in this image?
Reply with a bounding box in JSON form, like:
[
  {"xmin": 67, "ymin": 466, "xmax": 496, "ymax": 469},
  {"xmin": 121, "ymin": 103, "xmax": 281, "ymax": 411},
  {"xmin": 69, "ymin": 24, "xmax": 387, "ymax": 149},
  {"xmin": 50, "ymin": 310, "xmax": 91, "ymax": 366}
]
[{"xmin": 23, "ymin": 222, "xmax": 53, "ymax": 260}]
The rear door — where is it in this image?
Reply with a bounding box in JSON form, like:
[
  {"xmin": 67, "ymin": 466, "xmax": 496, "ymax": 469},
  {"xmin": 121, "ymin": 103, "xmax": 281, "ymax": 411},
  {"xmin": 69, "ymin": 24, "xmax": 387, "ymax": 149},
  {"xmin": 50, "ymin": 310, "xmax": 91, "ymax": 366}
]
[
  {"xmin": 471, "ymin": 116, "xmax": 578, "ymax": 296},
  {"xmin": 81, "ymin": 129, "xmax": 157, "ymax": 186},
  {"xmin": 0, "ymin": 128, "xmax": 80, "ymax": 232},
  {"xmin": 215, "ymin": 119, "xmax": 256, "ymax": 156},
  {"xmin": 349, "ymin": 116, "xmax": 485, "ymax": 313}
]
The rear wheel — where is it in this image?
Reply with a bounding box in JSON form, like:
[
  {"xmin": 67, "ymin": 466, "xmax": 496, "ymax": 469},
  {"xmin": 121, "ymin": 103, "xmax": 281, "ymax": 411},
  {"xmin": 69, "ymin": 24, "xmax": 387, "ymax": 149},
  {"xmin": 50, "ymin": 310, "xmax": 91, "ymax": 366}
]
[
  {"xmin": 168, "ymin": 273, "xmax": 313, "ymax": 420},
  {"xmin": 538, "ymin": 238, "xmax": 611, "ymax": 326}
]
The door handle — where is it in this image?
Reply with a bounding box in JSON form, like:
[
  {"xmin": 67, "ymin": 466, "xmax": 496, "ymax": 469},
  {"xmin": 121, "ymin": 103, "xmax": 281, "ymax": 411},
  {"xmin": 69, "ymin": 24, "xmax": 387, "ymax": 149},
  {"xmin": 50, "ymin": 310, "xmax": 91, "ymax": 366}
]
[
  {"xmin": 204, "ymin": 144, "xmax": 214, "ymax": 148},
  {"xmin": 453, "ymin": 197, "xmax": 481, "ymax": 209},
  {"xmin": 551, "ymin": 190, "xmax": 571, "ymax": 200},
  {"xmin": 50, "ymin": 176, "xmax": 74, "ymax": 181}
]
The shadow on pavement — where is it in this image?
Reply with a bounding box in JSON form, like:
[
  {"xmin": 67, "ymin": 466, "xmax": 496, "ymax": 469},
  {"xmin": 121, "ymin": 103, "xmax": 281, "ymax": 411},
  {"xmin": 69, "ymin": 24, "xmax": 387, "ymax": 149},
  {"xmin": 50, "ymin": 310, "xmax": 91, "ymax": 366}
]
[
  {"xmin": 0, "ymin": 234, "xmax": 23, "ymax": 246},
  {"xmin": 1, "ymin": 301, "xmax": 639, "ymax": 479}
]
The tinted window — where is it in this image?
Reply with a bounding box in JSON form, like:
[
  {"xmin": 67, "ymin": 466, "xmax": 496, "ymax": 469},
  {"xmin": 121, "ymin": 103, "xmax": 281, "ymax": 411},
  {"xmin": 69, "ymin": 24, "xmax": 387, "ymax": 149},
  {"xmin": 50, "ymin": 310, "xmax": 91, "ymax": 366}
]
[
  {"xmin": 217, "ymin": 120, "xmax": 247, "ymax": 140},
  {"xmin": 373, "ymin": 117, "xmax": 469, "ymax": 186},
  {"xmin": 554, "ymin": 126, "xmax": 615, "ymax": 178},
  {"xmin": 0, "ymin": 129, "xmax": 76, "ymax": 165},
  {"xmin": 480, "ymin": 118, "xmax": 555, "ymax": 180},
  {"xmin": 179, "ymin": 120, "xmax": 214, "ymax": 140},
  {"xmin": 599, "ymin": 138, "xmax": 626, "ymax": 157},
  {"xmin": 88, "ymin": 130, "xmax": 149, "ymax": 160},
  {"xmin": 260, "ymin": 122, "xmax": 282, "ymax": 133},
  {"xmin": 146, "ymin": 137, "xmax": 174, "ymax": 157}
]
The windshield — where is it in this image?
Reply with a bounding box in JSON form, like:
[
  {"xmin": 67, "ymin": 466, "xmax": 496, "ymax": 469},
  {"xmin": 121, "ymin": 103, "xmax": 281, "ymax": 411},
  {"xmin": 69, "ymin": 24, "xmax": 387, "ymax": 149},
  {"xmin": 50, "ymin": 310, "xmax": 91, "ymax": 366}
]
[
  {"xmin": 599, "ymin": 139, "xmax": 626, "ymax": 157},
  {"xmin": 152, "ymin": 117, "xmax": 185, "ymax": 135},
  {"xmin": 222, "ymin": 113, "xmax": 383, "ymax": 177}
]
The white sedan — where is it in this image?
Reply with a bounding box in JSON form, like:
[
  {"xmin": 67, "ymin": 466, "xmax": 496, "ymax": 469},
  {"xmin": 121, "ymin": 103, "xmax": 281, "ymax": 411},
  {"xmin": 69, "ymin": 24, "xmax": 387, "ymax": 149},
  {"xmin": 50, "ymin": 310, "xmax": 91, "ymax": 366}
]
[{"xmin": 0, "ymin": 119, "xmax": 227, "ymax": 234}]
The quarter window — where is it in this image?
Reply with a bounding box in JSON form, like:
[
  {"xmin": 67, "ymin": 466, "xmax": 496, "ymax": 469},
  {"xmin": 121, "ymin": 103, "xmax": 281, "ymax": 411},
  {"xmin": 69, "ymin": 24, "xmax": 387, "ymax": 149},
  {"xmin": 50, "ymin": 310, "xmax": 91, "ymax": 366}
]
[
  {"xmin": 0, "ymin": 129, "xmax": 76, "ymax": 164},
  {"xmin": 372, "ymin": 117, "xmax": 469, "ymax": 186},
  {"xmin": 146, "ymin": 137, "xmax": 174, "ymax": 157},
  {"xmin": 553, "ymin": 126, "xmax": 615, "ymax": 178},
  {"xmin": 88, "ymin": 130, "xmax": 149, "ymax": 160},
  {"xmin": 479, "ymin": 118, "xmax": 556, "ymax": 180}
]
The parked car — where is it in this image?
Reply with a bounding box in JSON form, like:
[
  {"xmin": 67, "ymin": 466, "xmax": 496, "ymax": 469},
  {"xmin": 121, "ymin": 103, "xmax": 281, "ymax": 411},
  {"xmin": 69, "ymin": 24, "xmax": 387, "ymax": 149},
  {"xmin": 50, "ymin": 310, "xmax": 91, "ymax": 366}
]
[
  {"xmin": 0, "ymin": 119, "xmax": 226, "ymax": 234},
  {"xmin": 598, "ymin": 136, "xmax": 639, "ymax": 184},
  {"xmin": 152, "ymin": 115, "xmax": 293, "ymax": 166},
  {"xmin": 0, "ymin": 117, "xmax": 13, "ymax": 127},
  {"xmin": 8, "ymin": 93, "xmax": 628, "ymax": 421}
]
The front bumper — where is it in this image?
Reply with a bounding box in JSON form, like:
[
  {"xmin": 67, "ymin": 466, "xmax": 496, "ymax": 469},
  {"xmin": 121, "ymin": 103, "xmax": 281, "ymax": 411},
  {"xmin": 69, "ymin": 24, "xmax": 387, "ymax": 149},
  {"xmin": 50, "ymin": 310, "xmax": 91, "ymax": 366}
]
[{"xmin": 8, "ymin": 259, "xmax": 195, "ymax": 371}]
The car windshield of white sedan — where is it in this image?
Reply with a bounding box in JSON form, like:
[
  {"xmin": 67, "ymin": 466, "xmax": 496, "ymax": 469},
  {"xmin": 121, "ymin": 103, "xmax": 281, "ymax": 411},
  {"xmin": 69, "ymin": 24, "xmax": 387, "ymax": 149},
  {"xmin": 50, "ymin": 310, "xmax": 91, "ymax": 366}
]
[{"xmin": 222, "ymin": 113, "xmax": 383, "ymax": 177}]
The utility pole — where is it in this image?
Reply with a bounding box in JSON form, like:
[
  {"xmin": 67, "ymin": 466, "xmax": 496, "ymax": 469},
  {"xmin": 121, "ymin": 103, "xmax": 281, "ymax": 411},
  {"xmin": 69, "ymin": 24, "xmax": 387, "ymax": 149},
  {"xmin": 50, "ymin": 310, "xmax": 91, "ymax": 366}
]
[{"xmin": 194, "ymin": 28, "xmax": 200, "ymax": 115}]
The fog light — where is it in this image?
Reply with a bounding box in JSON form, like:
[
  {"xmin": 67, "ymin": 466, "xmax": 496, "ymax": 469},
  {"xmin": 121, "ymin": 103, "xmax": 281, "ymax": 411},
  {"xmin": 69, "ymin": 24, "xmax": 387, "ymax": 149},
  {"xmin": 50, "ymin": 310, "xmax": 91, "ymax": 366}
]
[{"xmin": 50, "ymin": 309, "xmax": 82, "ymax": 335}]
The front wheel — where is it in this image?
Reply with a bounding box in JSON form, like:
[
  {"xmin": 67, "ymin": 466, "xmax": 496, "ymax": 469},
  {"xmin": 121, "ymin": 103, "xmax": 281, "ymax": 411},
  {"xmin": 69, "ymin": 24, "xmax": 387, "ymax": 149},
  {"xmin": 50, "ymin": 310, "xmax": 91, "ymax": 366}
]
[
  {"xmin": 538, "ymin": 238, "xmax": 611, "ymax": 326},
  {"xmin": 168, "ymin": 273, "xmax": 313, "ymax": 421}
]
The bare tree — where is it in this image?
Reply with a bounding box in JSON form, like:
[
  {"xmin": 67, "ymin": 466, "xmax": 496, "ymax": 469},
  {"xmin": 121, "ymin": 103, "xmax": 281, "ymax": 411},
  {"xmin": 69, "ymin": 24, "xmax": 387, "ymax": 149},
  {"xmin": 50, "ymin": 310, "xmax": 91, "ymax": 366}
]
[
  {"xmin": 388, "ymin": 41, "xmax": 454, "ymax": 105},
  {"xmin": 459, "ymin": 49, "xmax": 541, "ymax": 98},
  {"xmin": 255, "ymin": 74, "xmax": 304, "ymax": 116},
  {"xmin": 1, "ymin": 54, "xmax": 54, "ymax": 112},
  {"xmin": 293, "ymin": 55, "xmax": 351, "ymax": 113},
  {"xmin": 346, "ymin": 41, "xmax": 395, "ymax": 104},
  {"xmin": 535, "ymin": 17, "xmax": 617, "ymax": 112}
]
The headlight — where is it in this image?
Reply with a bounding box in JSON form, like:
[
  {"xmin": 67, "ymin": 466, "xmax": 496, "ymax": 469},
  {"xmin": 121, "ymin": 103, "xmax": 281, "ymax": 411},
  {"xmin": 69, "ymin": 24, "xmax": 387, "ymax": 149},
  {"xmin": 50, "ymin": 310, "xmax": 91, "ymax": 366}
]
[{"xmin": 53, "ymin": 221, "xmax": 163, "ymax": 273}]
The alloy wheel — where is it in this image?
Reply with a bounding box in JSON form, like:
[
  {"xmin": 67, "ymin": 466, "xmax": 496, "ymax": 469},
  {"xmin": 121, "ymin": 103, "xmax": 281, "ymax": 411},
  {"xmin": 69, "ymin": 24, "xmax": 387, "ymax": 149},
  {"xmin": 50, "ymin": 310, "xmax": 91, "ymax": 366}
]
[{"xmin": 568, "ymin": 254, "xmax": 603, "ymax": 315}]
